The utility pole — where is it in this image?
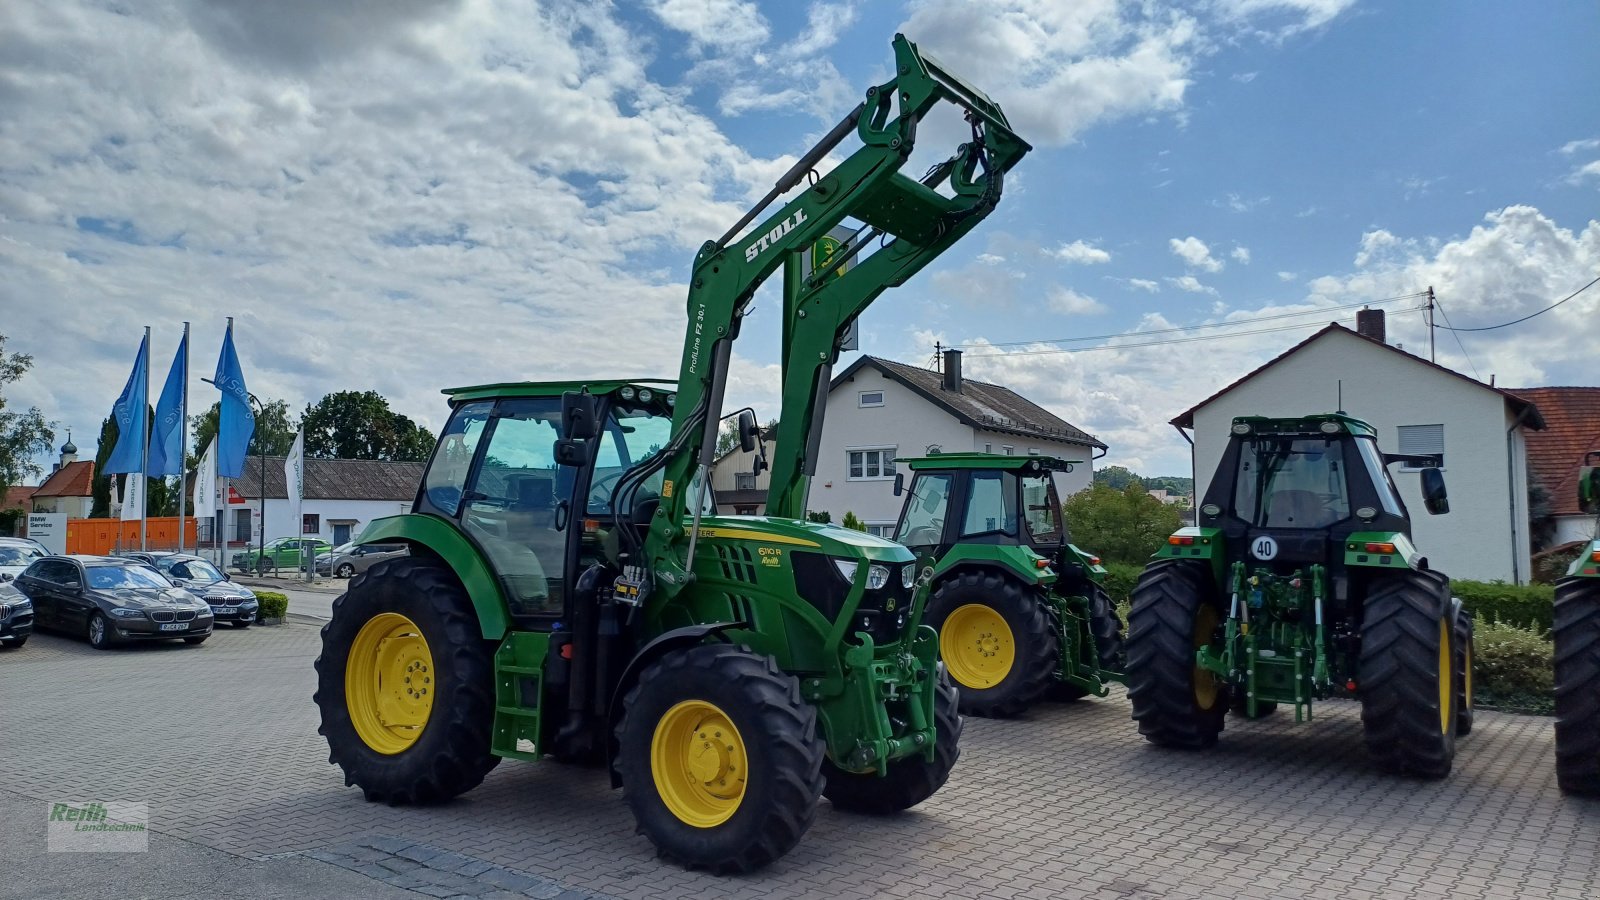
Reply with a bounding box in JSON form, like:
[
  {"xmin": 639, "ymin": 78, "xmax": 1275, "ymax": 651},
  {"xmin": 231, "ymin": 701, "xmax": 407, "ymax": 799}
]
[{"xmin": 1426, "ymin": 286, "xmax": 1436, "ymax": 363}]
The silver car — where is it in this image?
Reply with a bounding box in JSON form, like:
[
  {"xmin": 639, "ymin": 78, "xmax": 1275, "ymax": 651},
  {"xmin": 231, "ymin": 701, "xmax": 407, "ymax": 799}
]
[{"xmin": 315, "ymin": 542, "xmax": 408, "ymax": 578}]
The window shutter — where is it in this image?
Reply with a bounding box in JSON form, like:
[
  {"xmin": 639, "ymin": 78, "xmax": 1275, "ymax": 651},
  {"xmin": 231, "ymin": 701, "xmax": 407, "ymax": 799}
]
[{"xmin": 1397, "ymin": 424, "xmax": 1444, "ymax": 466}]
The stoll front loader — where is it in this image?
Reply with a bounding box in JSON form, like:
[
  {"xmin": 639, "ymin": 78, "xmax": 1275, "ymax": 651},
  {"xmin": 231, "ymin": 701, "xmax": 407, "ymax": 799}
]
[
  {"xmin": 890, "ymin": 453, "xmax": 1124, "ymax": 717},
  {"xmin": 1554, "ymin": 451, "xmax": 1600, "ymax": 794},
  {"xmin": 313, "ymin": 35, "xmax": 1031, "ymax": 873},
  {"xmin": 1126, "ymin": 414, "xmax": 1475, "ymax": 778}
]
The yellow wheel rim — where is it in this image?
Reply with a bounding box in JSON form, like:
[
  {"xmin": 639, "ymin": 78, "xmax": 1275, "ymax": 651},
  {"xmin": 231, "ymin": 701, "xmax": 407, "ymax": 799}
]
[
  {"xmin": 1464, "ymin": 640, "xmax": 1473, "ymax": 709},
  {"xmin": 345, "ymin": 612, "xmax": 434, "ymax": 755},
  {"xmin": 1438, "ymin": 618, "xmax": 1453, "ymax": 735},
  {"xmin": 1193, "ymin": 605, "xmax": 1221, "ymax": 711},
  {"xmin": 940, "ymin": 603, "xmax": 1015, "ymax": 690},
  {"xmin": 651, "ymin": 700, "xmax": 747, "ymax": 828}
]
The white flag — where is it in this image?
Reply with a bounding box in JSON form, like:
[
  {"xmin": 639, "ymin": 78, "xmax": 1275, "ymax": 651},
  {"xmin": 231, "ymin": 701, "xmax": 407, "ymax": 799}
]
[
  {"xmin": 284, "ymin": 430, "xmax": 305, "ymax": 534},
  {"xmin": 119, "ymin": 474, "xmax": 144, "ymax": 521},
  {"xmin": 193, "ymin": 437, "xmax": 219, "ymax": 520}
]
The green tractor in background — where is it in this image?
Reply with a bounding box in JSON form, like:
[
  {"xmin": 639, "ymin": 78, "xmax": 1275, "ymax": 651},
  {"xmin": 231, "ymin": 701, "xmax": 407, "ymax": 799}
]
[
  {"xmin": 1127, "ymin": 413, "xmax": 1473, "ymax": 778},
  {"xmin": 312, "ymin": 35, "xmax": 1032, "ymax": 873},
  {"xmin": 1554, "ymin": 451, "xmax": 1600, "ymax": 794},
  {"xmin": 891, "ymin": 453, "xmax": 1124, "ymax": 717}
]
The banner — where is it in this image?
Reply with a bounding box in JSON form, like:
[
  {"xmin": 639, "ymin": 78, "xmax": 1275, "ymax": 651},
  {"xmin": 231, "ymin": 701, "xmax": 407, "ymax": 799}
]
[
  {"xmin": 213, "ymin": 323, "xmax": 255, "ymax": 479},
  {"xmin": 193, "ymin": 437, "xmax": 220, "ymax": 521},
  {"xmin": 103, "ymin": 333, "xmax": 150, "ymax": 475},
  {"xmin": 119, "ymin": 474, "xmax": 143, "ymax": 521},
  {"xmin": 285, "ymin": 429, "xmax": 305, "ymax": 538},
  {"xmin": 147, "ymin": 331, "xmax": 187, "ymax": 477}
]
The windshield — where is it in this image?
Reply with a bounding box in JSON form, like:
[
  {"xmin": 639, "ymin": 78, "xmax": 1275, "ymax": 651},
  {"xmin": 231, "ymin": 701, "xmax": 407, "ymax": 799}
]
[
  {"xmin": 588, "ymin": 404, "xmax": 674, "ymax": 516},
  {"xmin": 1352, "ymin": 436, "xmax": 1405, "ymax": 517},
  {"xmin": 0, "ymin": 546, "xmax": 43, "ymax": 567},
  {"xmin": 1021, "ymin": 473, "xmax": 1063, "ymax": 544},
  {"xmin": 166, "ymin": 559, "xmax": 225, "ymax": 583},
  {"xmin": 87, "ymin": 565, "xmax": 172, "ymax": 591},
  {"xmin": 1233, "ymin": 437, "xmax": 1350, "ymax": 529}
]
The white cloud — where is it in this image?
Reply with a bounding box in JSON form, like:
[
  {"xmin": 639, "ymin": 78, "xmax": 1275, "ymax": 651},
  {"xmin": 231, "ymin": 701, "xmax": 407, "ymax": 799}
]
[
  {"xmin": 1277, "ymin": 271, "xmax": 1298, "ymax": 281},
  {"xmin": 646, "ymin": 0, "xmax": 770, "ymax": 49},
  {"xmin": 1212, "ymin": 0, "xmax": 1358, "ymax": 37},
  {"xmin": 1559, "ymin": 137, "xmax": 1600, "ymax": 155},
  {"xmin": 1166, "ymin": 275, "xmax": 1218, "ymax": 295},
  {"xmin": 1231, "ymin": 245, "xmax": 1251, "ymax": 264},
  {"xmin": 1231, "ymin": 71, "xmax": 1258, "ymax": 83},
  {"xmin": 976, "ymin": 253, "xmax": 1006, "ymax": 265},
  {"xmin": 1051, "ymin": 239, "xmax": 1112, "ymax": 264},
  {"xmin": 1128, "ymin": 278, "xmax": 1161, "ymax": 293},
  {"xmin": 1219, "ymin": 192, "xmax": 1269, "ymax": 212},
  {"xmin": 1170, "ymin": 236, "xmax": 1223, "ymax": 271},
  {"xmin": 1566, "ymin": 159, "xmax": 1600, "ymax": 187},
  {"xmin": 787, "ymin": 2, "xmax": 860, "ymax": 56},
  {"xmin": 1046, "ymin": 285, "xmax": 1108, "ymax": 315}
]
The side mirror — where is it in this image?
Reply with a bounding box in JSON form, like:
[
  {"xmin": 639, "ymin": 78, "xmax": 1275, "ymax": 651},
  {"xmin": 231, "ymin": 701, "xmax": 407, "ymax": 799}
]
[
  {"xmin": 562, "ymin": 391, "xmax": 599, "ymax": 441},
  {"xmin": 893, "ymin": 472, "xmax": 905, "ymax": 497},
  {"xmin": 554, "ymin": 439, "xmax": 588, "ymax": 467},
  {"xmin": 737, "ymin": 409, "xmax": 759, "ymax": 453},
  {"xmin": 1421, "ymin": 467, "xmax": 1449, "ymax": 515},
  {"xmin": 1579, "ymin": 464, "xmax": 1600, "ymax": 515}
]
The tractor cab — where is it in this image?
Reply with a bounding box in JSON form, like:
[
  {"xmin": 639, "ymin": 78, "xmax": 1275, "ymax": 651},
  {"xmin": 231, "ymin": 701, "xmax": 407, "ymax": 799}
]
[{"xmin": 1195, "ymin": 414, "xmax": 1448, "ymax": 580}]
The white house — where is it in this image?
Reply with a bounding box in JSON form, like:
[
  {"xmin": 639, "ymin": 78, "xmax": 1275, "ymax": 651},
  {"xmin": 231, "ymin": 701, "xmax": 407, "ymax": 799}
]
[
  {"xmin": 29, "ymin": 437, "xmax": 94, "ymax": 519},
  {"xmin": 711, "ymin": 426, "xmax": 777, "ymax": 516},
  {"xmin": 1171, "ymin": 313, "xmax": 1546, "ymax": 584},
  {"xmin": 1511, "ymin": 386, "xmax": 1600, "ymax": 548},
  {"xmin": 231, "ymin": 456, "xmax": 421, "ymax": 547},
  {"xmin": 811, "ymin": 350, "xmax": 1105, "ymax": 536}
]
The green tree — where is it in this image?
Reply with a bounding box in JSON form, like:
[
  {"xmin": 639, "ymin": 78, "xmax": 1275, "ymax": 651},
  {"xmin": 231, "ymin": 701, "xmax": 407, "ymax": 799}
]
[
  {"xmin": 1063, "ymin": 480, "xmax": 1183, "ymax": 565},
  {"xmin": 91, "ymin": 415, "xmax": 117, "ymax": 517},
  {"xmin": 841, "ymin": 511, "xmax": 867, "ymax": 532},
  {"xmin": 0, "ymin": 336, "xmax": 54, "ymax": 504},
  {"xmin": 301, "ymin": 390, "xmax": 434, "ymax": 461},
  {"xmin": 188, "ymin": 397, "xmax": 297, "ymax": 467},
  {"xmin": 1094, "ymin": 465, "xmax": 1138, "ymax": 489},
  {"xmin": 805, "ymin": 511, "xmax": 832, "ymax": 524}
]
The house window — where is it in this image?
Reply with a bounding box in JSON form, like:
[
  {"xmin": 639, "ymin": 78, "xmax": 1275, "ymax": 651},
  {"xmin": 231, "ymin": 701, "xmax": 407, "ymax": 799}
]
[
  {"xmin": 983, "ymin": 443, "xmax": 992, "ymax": 454},
  {"xmin": 847, "ymin": 448, "xmax": 897, "ymax": 481},
  {"xmin": 866, "ymin": 523, "xmax": 895, "ymax": 538},
  {"xmin": 1002, "ymin": 445, "xmax": 1014, "ymax": 456},
  {"xmin": 1028, "ymin": 448, "xmax": 1040, "ymax": 456},
  {"xmin": 232, "ymin": 508, "xmax": 251, "ymax": 543},
  {"xmin": 302, "ymin": 513, "xmax": 320, "ymax": 535},
  {"xmin": 735, "ymin": 472, "xmax": 756, "ymax": 491},
  {"xmin": 859, "ymin": 390, "xmax": 885, "ymax": 408},
  {"xmin": 1397, "ymin": 424, "xmax": 1445, "ymax": 469}
]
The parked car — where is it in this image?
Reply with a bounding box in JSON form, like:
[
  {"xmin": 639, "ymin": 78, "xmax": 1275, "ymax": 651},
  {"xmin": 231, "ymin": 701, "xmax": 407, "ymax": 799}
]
[
  {"xmin": 232, "ymin": 537, "xmax": 332, "ymax": 575},
  {"xmin": 0, "ymin": 581, "xmax": 32, "ymax": 649},
  {"xmin": 123, "ymin": 552, "xmax": 260, "ymax": 628},
  {"xmin": 0, "ymin": 539, "xmax": 47, "ymax": 583},
  {"xmin": 315, "ymin": 542, "xmax": 408, "ymax": 578},
  {"xmin": 15, "ymin": 555, "xmax": 213, "ymax": 649}
]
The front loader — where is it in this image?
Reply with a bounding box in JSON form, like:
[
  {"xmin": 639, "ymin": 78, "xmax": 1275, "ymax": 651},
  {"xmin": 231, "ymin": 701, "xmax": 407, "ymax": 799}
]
[
  {"xmin": 1554, "ymin": 451, "xmax": 1600, "ymax": 794},
  {"xmin": 1126, "ymin": 414, "xmax": 1474, "ymax": 778},
  {"xmin": 313, "ymin": 35, "xmax": 1031, "ymax": 873},
  {"xmin": 891, "ymin": 453, "xmax": 1124, "ymax": 717}
]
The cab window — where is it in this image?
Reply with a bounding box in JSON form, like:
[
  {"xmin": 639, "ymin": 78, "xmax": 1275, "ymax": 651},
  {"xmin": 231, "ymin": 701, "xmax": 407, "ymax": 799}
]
[
  {"xmin": 1021, "ymin": 472, "xmax": 1063, "ymax": 544},
  {"xmin": 895, "ymin": 473, "xmax": 954, "ymax": 551},
  {"xmin": 588, "ymin": 403, "xmax": 674, "ymax": 517},
  {"xmin": 462, "ymin": 398, "xmax": 566, "ymax": 617},
  {"xmin": 962, "ymin": 470, "xmax": 1018, "ymax": 538},
  {"xmin": 425, "ymin": 400, "xmax": 494, "ymax": 516},
  {"xmin": 1235, "ymin": 438, "xmax": 1350, "ymax": 529}
]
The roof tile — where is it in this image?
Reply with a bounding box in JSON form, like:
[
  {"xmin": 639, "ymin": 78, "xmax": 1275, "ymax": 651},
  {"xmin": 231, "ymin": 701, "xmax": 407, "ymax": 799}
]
[{"xmin": 1508, "ymin": 387, "xmax": 1600, "ymax": 517}]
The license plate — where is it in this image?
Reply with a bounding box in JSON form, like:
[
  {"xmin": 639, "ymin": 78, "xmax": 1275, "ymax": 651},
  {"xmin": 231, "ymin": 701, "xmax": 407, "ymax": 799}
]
[{"xmin": 159, "ymin": 622, "xmax": 187, "ymax": 632}]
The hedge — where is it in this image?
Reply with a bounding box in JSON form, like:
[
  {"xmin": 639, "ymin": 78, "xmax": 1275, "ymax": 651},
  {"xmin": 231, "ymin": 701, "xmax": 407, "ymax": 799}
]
[
  {"xmin": 1452, "ymin": 580, "xmax": 1553, "ymax": 634},
  {"xmin": 254, "ymin": 591, "xmax": 289, "ymax": 620},
  {"xmin": 1472, "ymin": 618, "xmax": 1554, "ymax": 714}
]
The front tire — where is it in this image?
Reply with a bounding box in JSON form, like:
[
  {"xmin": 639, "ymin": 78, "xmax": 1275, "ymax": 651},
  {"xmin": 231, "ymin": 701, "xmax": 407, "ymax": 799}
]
[
  {"xmin": 0, "ymin": 637, "xmax": 25, "ymax": 649},
  {"xmin": 616, "ymin": 643, "xmax": 824, "ymax": 874},
  {"xmin": 1358, "ymin": 572, "xmax": 1456, "ymax": 779},
  {"xmin": 927, "ymin": 571, "xmax": 1057, "ymax": 717},
  {"xmin": 1126, "ymin": 560, "xmax": 1229, "ymax": 748},
  {"xmin": 1554, "ymin": 577, "xmax": 1600, "ymax": 795},
  {"xmin": 314, "ymin": 557, "xmax": 500, "ymax": 805},
  {"xmin": 87, "ymin": 612, "xmax": 115, "ymax": 650},
  {"xmin": 823, "ymin": 667, "xmax": 960, "ymax": 814},
  {"xmin": 338, "ymin": 563, "xmax": 355, "ymax": 578}
]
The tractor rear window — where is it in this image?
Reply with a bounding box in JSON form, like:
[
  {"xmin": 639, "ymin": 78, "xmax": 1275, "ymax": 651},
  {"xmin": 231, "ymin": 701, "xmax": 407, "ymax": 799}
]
[
  {"xmin": 1021, "ymin": 472, "xmax": 1063, "ymax": 544},
  {"xmin": 1233, "ymin": 438, "xmax": 1350, "ymax": 529}
]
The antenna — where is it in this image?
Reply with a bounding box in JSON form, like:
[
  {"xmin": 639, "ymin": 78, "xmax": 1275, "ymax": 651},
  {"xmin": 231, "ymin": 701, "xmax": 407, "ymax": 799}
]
[{"xmin": 1337, "ymin": 379, "xmax": 1343, "ymax": 414}]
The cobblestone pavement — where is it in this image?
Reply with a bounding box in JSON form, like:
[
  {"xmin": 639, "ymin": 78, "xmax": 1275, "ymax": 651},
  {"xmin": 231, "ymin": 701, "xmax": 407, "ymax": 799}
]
[{"xmin": 2, "ymin": 623, "xmax": 1596, "ymax": 899}]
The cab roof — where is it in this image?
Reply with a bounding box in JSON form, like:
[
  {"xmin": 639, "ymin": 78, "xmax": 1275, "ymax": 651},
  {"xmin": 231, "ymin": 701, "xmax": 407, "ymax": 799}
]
[
  {"xmin": 443, "ymin": 379, "xmax": 677, "ymax": 404},
  {"xmin": 1230, "ymin": 413, "xmax": 1379, "ymax": 439},
  {"xmin": 896, "ymin": 452, "xmax": 1078, "ymax": 472}
]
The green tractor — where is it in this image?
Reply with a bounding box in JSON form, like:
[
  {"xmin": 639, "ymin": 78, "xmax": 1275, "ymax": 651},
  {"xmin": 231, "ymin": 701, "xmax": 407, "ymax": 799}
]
[
  {"xmin": 313, "ymin": 35, "xmax": 1031, "ymax": 873},
  {"xmin": 1127, "ymin": 413, "xmax": 1473, "ymax": 778},
  {"xmin": 1554, "ymin": 451, "xmax": 1600, "ymax": 794},
  {"xmin": 890, "ymin": 453, "xmax": 1123, "ymax": 717}
]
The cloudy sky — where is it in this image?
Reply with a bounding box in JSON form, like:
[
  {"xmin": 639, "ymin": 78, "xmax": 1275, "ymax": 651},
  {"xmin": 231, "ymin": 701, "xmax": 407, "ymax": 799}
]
[{"xmin": 3, "ymin": 0, "xmax": 1597, "ymax": 478}]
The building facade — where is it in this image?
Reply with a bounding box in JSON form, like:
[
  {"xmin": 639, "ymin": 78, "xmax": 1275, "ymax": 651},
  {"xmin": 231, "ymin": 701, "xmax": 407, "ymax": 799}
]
[
  {"xmin": 227, "ymin": 456, "xmax": 423, "ymax": 547},
  {"xmin": 29, "ymin": 438, "xmax": 94, "ymax": 519}
]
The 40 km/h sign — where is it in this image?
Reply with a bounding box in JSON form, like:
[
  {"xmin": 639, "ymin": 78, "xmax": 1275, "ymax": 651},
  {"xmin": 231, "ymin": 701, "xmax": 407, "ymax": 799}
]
[{"xmin": 1251, "ymin": 535, "xmax": 1279, "ymax": 561}]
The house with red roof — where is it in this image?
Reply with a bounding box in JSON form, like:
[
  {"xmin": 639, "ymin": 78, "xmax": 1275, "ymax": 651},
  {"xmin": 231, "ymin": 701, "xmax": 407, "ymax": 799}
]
[
  {"xmin": 1170, "ymin": 310, "xmax": 1546, "ymax": 584},
  {"xmin": 1510, "ymin": 386, "xmax": 1600, "ymax": 548},
  {"xmin": 30, "ymin": 436, "xmax": 95, "ymax": 519}
]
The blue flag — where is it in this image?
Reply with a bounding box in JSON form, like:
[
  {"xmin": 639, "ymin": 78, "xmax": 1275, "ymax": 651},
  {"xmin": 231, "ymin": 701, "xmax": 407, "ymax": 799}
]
[
  {"xmin": 103, "ymin": 333, "xmax": 150, "ymax": 475},
  {"xmin": 213, "ymin": 324, "xmax": 255, "ymax": 478},
  {"xmin": 146, "ymin": 332, "xmax": 187, "ymax": 477}
]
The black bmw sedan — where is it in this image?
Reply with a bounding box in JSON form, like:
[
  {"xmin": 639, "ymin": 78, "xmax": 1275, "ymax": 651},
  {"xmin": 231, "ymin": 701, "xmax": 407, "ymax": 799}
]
[{"xmin": 14, "ymin": 555, "xmax": 214, "ymax": 649}]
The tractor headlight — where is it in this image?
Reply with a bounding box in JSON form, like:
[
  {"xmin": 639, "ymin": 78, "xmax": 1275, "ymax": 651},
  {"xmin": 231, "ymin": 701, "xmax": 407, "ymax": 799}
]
[
  {"xmin": 832, "ymin": 559, "xmax": 856, "ymax": 584},
  {"xmin": 1231, "ymin": 422, "xmax": 1252, "ymax": 435},
  {"xmin": 831, "ymin": 560, "xmax": 891, "ymax": 590},
  {"xmin": 619, "ymin": 386, "xmax": 635, "ymax": 401},
  {"xmin": 637, "ymin": 388, "xmax": 653, "ymax": 403},
  {"xmin": 1319, "ymin": 421, "xmax": 1341, "ymax": 434},
  {"xmin": 666, "ymin": 392, "xmax": 676, "ymax": 407},
  {"xmin": 902, "ymin": 565, "xmax": 916, "ymax": 590}
]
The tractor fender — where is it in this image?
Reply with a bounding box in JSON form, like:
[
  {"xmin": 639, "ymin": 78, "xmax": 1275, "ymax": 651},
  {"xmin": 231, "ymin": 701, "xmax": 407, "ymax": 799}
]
[
  {"xmin": 355, "ymin": 514, "xmax": 510, "ymax": 640},
  {"xmin": 606, "ymin": 621, "xmax": 744, "ymax": 786},
  {"xmin": 930, "ymin": 547, "xmax": 1049, "ymax": 590}
]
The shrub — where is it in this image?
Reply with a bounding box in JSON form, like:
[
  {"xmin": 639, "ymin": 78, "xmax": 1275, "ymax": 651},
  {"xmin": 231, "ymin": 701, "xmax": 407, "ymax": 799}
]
[
  {"xmin": 1063, "ymin": 482, "xmax": 1182, "ymax": 565},
  {"xmin": 255, "ymin": 591, "xmax": 289, "ymax": 621},
  {"xmin": 1451, "ymin": 579, "xmax": 1554, "ymax": 634},
  {"xmin": 840, "ymin": 511, "xmax": 867, "ymax": 532},
  {"xmin": 1472, "ymin": 618, "xmax": 1554, "ymax": 714}
]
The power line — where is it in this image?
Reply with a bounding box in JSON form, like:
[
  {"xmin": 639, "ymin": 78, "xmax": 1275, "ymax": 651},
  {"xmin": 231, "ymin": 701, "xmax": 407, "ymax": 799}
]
[
  {"xmin": 1433, "ymin": 273, "xmax": 1600, "ymax": 332},
  {"xmin": 1431, "ymin": 296, "xmax": 1481, "ymax": 381},
  {"xmin": 961, "ymin": 308, "xmax": 1427, "ymax": 357},
  {"xmin": 964, "ymin": 292, "xmax": 1428, "ymax": 350}
]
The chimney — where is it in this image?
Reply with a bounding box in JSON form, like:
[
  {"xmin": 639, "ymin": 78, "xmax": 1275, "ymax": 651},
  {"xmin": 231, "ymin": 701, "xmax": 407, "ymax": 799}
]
[
  {"xmin": 942, "ymin": 348, "xmax": 963, "ymax": 392},
  {"xmin": 1356, "ymin": 307, "xmax": 1386, "ymax": 343}
]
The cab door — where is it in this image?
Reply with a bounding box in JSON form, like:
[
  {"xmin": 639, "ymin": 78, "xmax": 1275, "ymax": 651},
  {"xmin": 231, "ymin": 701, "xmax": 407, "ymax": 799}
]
[{"xmin": 894, "ymin": 471, "xmax": 957, "ymax": 557}]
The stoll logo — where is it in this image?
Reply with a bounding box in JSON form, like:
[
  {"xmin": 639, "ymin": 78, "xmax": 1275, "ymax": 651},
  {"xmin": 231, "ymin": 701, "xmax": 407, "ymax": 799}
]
[{"xmin": 46, "ymin": 800, "xmax": 148, "ymax": 852}]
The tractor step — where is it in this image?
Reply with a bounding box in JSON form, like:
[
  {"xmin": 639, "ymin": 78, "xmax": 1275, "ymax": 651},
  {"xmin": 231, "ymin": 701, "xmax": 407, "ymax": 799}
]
[{"xmin": 492, "ymin": 632, "xmax": 550, "ymax": 761}]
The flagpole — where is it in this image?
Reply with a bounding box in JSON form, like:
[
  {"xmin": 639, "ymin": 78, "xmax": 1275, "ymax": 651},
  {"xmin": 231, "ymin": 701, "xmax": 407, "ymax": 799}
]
[
  {"xmin": 221, "ymin": 317, "xmax": 232, "ymax": 568},
  {"xmin": 139, "ymin": 326, "xmax": 151, "ymax": 552},
  {"xmin": 177, "ymin": 322, "xmax": 189, "ymax": 555}
]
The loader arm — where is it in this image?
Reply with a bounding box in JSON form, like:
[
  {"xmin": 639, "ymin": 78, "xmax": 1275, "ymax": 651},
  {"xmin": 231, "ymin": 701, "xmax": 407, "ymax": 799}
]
[{"xmin": 638, "ymin": 33, "xmax": 1031, "ymax": 598}]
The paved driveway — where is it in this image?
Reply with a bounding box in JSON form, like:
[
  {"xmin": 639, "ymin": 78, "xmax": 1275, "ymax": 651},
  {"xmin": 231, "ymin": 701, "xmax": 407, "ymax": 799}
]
[{"xmin": 1, "ymin": 624, "xmax": 1595, "ymax": 899}]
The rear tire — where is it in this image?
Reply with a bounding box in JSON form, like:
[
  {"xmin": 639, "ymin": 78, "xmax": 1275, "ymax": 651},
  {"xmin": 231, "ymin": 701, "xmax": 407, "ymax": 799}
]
[
  {"xmin": 823, "ymin": 668, "xmax": 961, "ymax": 814},
  {"xmin": 616, "ymin": 643, "xmax": 824, "ymax": 874},
  {"xmin": 314, "ymin": 557, "xmax": 500, "ymax": 805},
  {"xmin": 1126, "ymin": 560, "xmax": 1228, "ymax": 748},
  {"xmin": 1554, "ymin": 577, "xmax": 1600, "ymax": 795},
  {"xmin": 927, "ymin": 571, "xmax": 1057, "ymax": 717},
  {"xmin": 338, "ymin": 563, "xmax": 355, "ymax": 578},
  {"xmin": 1454, "ymin": 607, "xmax": 1475, "ymax": 736},
  {"xmin": 1358, "ymin": 571, "xmax": 1456, "ymax": 779}
]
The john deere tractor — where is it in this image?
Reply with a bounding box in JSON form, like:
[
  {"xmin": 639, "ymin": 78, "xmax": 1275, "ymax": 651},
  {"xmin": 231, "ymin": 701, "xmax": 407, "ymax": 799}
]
[
  {"xmin": 1554, "ymin": 451, "xmax": 1600, "ymax": 794},
  {"xmin": 313, "ymin": 35, "xmax": 1031, "ymax": 873},
  {"xmin": 1127, "ymin": 414, "xmax": 1474, "ymax": 778},
  {"xmin": 891, "ymin": 453, "xmax": 1123, "ymax": 716}
]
